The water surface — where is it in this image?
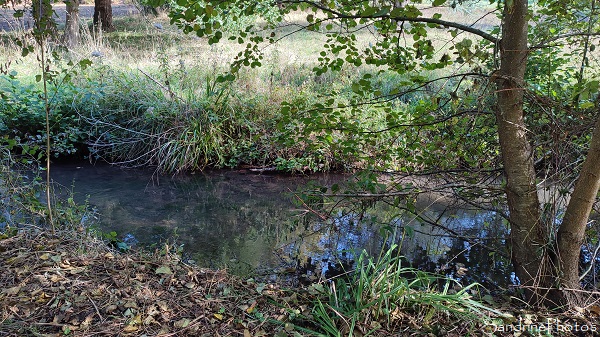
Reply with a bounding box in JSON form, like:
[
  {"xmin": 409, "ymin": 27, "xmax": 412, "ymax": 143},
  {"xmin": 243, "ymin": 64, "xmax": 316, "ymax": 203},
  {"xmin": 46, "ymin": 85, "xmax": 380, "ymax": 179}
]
[{"xmin": 51, "ymin": 163, "xmax": 511, "ymax": 287}]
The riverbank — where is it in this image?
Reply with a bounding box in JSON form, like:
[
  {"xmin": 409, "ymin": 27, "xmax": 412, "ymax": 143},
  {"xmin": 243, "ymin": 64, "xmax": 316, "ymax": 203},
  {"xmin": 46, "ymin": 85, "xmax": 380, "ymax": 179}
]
[
  {"xmin": 0, "ymin": 227, "xmax": 297, "ymax": 336},
  {"xmin": 1, "ymin": 226, "xmax": 599, "ymax": 336}
]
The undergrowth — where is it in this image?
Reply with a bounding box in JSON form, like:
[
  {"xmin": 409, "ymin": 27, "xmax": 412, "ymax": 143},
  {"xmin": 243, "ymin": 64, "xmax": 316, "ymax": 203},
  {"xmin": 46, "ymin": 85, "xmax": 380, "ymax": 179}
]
[
  {"xmin": 0, "ymin": 12, "xmax": 491, "ymax": 173},
  {"xmin": 308, "ymin": 245, "xmax": 498, "ymax": 336}
]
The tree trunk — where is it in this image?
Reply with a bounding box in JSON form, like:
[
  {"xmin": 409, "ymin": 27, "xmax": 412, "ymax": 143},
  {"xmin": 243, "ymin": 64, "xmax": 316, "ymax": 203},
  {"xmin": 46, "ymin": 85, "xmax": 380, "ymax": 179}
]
[
  {"xmin": 495, "ymin": 0, "xmax": 553, "ymax": 303},
  {"xmin": 63, "ymin": 0, "xmax": 80, "ymax": 48},
  {"xmin": 557, "ymin": 115, "xmax": 600, "ymax": 304},
  {"xmin": 93, "ymin": 0, "xmax": 114, "ymax": 32}
]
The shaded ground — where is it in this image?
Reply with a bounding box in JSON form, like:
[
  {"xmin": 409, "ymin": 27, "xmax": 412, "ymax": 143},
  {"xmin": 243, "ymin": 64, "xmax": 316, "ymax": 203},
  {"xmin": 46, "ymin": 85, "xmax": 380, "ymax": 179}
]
[
  {"xmin": 1, "ymin": 228, "xmax": 599, "ymax": 336},
  {"xmin": 0, "ymin": 2, "xmax": 139, "ymax": 31},
  {"xmin": 0, "ymin": 229, "xmax": 297, "ymax": 336}
]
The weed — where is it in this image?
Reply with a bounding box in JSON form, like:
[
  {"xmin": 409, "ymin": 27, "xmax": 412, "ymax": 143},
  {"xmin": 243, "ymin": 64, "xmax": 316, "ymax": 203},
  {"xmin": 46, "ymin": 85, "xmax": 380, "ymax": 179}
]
[{"xmin": 310, "ymin": 245, "xmax": 497, "ymax": 336}]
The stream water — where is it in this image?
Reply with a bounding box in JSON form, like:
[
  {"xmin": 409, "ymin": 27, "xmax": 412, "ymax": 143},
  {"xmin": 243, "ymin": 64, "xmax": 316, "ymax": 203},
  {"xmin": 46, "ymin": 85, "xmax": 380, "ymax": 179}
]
[{"xmin": 50, "ymin": 163, "xmax": 512, "ymax": 288}]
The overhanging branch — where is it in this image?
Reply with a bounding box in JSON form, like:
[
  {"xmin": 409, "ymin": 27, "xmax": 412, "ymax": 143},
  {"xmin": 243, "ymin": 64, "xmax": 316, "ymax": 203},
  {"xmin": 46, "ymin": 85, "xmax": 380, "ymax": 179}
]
[{"xmin": 284, "ymin": 0, "xmax": 499, "ymax": 43}]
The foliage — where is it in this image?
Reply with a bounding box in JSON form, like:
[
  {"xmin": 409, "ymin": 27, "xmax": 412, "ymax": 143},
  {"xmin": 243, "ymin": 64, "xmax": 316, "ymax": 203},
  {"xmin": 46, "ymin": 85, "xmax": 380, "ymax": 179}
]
[
  {"xmin": 79, "ymin": 67, "xmax": 258, "ymax": 171},
  {"xmin": 310, "ymin": 245, "xmax": 497, "ymax": 336},
  {"xmin": 152, "ymin": 0, "xmax": 599, "ymax": 174},
  {"xmin": 147, "ymin": 0, "xmax": 600, "ymax": 305},
  {"xmin": 0, "ymin": 73, "xmax": 89, "ymax": 158}
]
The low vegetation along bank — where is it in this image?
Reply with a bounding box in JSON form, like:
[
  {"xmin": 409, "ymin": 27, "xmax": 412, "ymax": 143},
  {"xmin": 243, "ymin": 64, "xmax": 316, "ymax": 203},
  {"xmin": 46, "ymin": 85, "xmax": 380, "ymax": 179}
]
[{"xmin": 0, "ymin": 10, "xmax": 506, "ymax": 174}]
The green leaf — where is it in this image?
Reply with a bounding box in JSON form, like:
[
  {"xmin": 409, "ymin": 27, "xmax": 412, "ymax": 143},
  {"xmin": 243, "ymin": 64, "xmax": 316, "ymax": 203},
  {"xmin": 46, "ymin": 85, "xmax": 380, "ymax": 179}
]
[
  {"xmin": 155, "ymin": 266, "xmax": 173, "ymax": 274},
  {"xmin": 579, "ymin": 101, "xmax": 594, "ymax": 109},
  {"xmin": 433, "ymin": 0, "xmax": 446, "ymax": 6}
]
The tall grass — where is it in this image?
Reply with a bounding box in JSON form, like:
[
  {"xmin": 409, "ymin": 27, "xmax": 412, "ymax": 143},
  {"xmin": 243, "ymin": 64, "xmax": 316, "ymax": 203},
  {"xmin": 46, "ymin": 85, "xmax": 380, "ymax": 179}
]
[
  {"xmin": 0, "ymin": 8, "xmax": 494, "ymax": 173},
  {"xmin": 311, "ymin": 244, "xmax": 499, "ymax": 336}
]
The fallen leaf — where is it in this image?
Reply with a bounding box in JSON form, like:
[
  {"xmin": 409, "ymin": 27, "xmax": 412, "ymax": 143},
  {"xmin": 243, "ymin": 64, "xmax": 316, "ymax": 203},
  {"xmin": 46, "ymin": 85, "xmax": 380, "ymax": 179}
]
[
  {"xmin": 246, "ymin": 301, "xmax": 257, "ymax": 314},
  {"xmin": 3, "ymin": 286, "xmax": 21, "ymax": 295},
  {"xmin": 146, "ymin": 305, "xmax": 159, "ymax": 316},
  {"xmin": 104, "ymin": 252, "xmax": 114, "ymax": 259},
  {"xmin": 244, "ymin": 329, "xmax": 252, "ymax": 337},
  {"xmin": 39, "ymin": 253, "xmax": 50, "ymax": 260},
  {"xmin": 214, "ymin": 313, "xmax": 223, "ymax": 320},
  {"xmin": 122, "ymin": 325, "xmax": 138, "ymax": 332},
  {"xmin": 157, "ymin": 301, "xmax": 169, "ymax": 312},
  {"xmin": 105, "ymin": 304, "xmax": 118, "ymax": 313},
  {"xmin": 144, "ymin": 315, "xmax": 158, "ymax": 325},
  {"xmin": 129, "ymin": 314, "xmax": 142, "ymax": 325},
  {"xmin": 155, "ymin": 266, "xmax": 172, "ymax": 275},
  {"xmin": 81, "ymin": 314, "xmax": 94, "ymax": 328},
  {"xmin": 174, "ymin": 318, "xmax": 191, "ymax": 328},
  {"xmin": 124, "ymin": 301, "xmax": 138, "ymax": 309}
]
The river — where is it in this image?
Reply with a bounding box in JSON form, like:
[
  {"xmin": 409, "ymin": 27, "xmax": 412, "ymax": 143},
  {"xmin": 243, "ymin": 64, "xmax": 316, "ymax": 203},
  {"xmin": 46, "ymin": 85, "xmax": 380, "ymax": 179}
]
[{"xmin": 49, "ymin": 163, "xmax": 512, "ymax": 288}]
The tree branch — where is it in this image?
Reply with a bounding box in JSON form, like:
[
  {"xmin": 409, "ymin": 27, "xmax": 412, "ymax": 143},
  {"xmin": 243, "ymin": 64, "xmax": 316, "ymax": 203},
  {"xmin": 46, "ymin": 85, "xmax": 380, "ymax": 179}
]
[
  {"xmin": 531, "ymin": 32, "xmax": 600, "ymax": 49},
  {"xmin": 283, "ymin": 0, "xmax": 499, "ymax": 43}
]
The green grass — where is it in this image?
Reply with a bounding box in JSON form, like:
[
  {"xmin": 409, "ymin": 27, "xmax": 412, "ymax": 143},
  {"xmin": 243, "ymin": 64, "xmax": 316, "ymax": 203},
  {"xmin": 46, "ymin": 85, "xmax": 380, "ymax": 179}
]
[
  {"xmin": 0, "ymin": 6, "xmax": 501, "ymax": 173},
  {"xmin": 308, "ymin": 244, "xmax": 499, "ymax": 336}
]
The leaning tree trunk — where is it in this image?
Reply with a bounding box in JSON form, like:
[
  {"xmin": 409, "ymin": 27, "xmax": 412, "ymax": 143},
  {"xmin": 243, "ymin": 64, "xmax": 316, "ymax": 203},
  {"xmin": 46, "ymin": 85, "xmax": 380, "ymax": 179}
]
[
  {"xmin": 63, "ymin": 0, "xmax": 80, "ymax": 48},
  {"xmin": 495, "ymin": 0, "xmax": 553, "ymax": 304},
  {"xmin": 93, "ymin": 0, "xmax": 114, "ymax": 32},
  {"xmin": 556, "ymin": 115, "xmax": 600, "ymax": 304}
]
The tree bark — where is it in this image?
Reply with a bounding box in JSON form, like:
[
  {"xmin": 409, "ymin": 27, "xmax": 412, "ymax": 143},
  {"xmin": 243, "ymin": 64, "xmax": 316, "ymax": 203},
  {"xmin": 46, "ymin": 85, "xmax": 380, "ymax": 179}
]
[
  {"xmin": 63, "ymin": 0, "xmax": 80, "ymax": 48},
  {"xmin": 557, "ymin": 115, "xmax": 600, "ymax": 303},
  {"xmin": 495, "ymin": 0, "xmax": 553, "ymax": 303},
  {"xmin": 93, "ymin": 0, "xmax": 114, "ymax": 32}
]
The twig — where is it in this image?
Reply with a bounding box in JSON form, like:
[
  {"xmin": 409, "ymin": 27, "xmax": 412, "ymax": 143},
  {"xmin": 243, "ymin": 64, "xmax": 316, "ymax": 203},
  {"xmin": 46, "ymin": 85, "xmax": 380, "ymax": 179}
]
[
  {"xmin": 292, "ymin": 191, "xmax": 329, "ymax": 221},
  {"xmin": 87, "ymin": 294, "xmax": 104, "ymax": 322},
  {"xmin": 579, "ymin": 239, "xmax": 600, "ymax": 281},
  {"xmin": 138, "ymin": 68, "xmax": 184, "ymax": 103}
]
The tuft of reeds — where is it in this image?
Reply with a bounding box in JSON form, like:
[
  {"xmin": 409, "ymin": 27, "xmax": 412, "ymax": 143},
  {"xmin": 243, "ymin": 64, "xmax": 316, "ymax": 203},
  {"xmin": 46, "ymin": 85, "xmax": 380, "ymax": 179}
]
[{"xmin": 311, "ymin": 244, "xmax": 500, "ymax": 336}]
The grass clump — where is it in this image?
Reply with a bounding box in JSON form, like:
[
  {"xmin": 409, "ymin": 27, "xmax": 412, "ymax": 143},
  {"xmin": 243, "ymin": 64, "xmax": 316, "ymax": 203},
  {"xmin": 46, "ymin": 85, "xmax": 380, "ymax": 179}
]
[{"xmin": 307, "ymin": 245, "xmax": 498, "ymax": 336}]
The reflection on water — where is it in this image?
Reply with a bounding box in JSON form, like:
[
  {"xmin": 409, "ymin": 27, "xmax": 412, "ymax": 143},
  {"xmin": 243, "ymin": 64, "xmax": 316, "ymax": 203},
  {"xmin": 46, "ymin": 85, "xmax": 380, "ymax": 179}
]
[{"xmin": 51, "ymin": 163, "xmax": 511, "ymax": 287}]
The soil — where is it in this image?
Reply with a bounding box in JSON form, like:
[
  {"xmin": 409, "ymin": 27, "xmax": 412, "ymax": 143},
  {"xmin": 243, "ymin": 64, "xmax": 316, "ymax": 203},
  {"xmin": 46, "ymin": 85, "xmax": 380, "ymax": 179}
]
[
  {"xmin": 0, "ymin": 229, "xmax": 299, "ymax": 336},
  {"xmin": 0, "ymin": 2, "xmax": 139, "ymax": 31}
]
